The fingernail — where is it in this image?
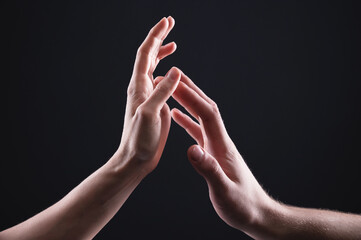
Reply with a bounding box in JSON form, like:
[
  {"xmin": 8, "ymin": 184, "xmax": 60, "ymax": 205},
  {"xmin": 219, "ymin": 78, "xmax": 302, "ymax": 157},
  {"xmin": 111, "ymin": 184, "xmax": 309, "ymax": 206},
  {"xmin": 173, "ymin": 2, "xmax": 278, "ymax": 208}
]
[
  {"xmin": 192, "ymin": 146, "xmax": 204, "ymax": 162},
  {"xmin": 168, "ymin": 68, "xmax": 178, "ymax": 81}
]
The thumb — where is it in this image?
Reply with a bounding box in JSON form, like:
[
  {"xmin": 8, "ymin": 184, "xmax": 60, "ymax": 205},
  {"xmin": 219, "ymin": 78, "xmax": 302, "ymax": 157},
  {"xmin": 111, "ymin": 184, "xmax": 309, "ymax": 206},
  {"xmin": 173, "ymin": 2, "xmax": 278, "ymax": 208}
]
[
  {"xmin": 187, "ymin": 145, "xmax": 229, "ymax": 191},
  {"xmin": 142, "ymin": 67, "xmax": 181, "ymax": 112}
]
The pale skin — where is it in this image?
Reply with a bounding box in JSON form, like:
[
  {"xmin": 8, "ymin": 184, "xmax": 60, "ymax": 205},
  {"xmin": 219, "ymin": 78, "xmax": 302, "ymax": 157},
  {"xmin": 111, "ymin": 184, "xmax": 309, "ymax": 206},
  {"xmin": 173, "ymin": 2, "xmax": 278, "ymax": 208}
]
[
  {"xmin": 0, "ymin": 16, "xmax": 179, "ymax": 240},
  {"xmin": 1, "ymin": 16, "xmax": 361, "ymax": 240}
]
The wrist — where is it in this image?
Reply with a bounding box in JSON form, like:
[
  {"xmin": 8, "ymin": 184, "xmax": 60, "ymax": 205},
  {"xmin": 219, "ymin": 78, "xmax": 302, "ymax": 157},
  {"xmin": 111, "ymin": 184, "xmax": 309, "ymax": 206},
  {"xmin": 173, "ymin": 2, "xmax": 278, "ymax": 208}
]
[
  {"xmin": 106, "ymin": 149, "xmax": 148, "ymax": 181},
  {"xmin": 247, "ymin": 196, "xmax": 289, "ymax": 240},
  {"xmin": 108, "ymin": 146, "xmax": 154, "ymax": 178},
  {"xmin": 234, "ymin": 192, "xmax": 287, "ymax": 240}
]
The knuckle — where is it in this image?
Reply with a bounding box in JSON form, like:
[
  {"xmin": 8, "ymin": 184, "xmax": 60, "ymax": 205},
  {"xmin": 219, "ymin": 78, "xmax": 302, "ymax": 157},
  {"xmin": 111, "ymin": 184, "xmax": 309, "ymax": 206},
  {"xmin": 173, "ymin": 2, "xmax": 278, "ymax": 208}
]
[
  {"xmin": 127, "ymin": 85, "xmax": 148, "ymax": 101},
  {"xmin": 127, "ymin": 85, "xmax": 136, "ymax": 96},
  {"xmin": 211, "ymin": 162, "xmax": 222, "ymax": 176},
  {"xmin": 148, "ymin": 30, "xmax": 162, "ymax": 42},
  {"xmin": 137, "ymin": 38, "xmax": 158, "ymax": 57},
  {"xmin": 136, "ymin": 47, "xmax": 144, "ymax": 57},
  {"xmin": 204, "ymin": 157, "xmax": 219, "ymax": 174},
  {"xmin": 136, "ymin": 45, "xmax": 142, "ymax": 54},
  {"xmin": 149, "ymin": 35, "xmax": 159, "ymax": 44},
  {"xmin": 209, "ymin": 101, "xmax": 220, "ymax": 115},
  {"xmin": 202, "ymin": 101, "xmax": 221, "ymax": 123},
  {"xmin": 136, "ymin": 45, "xmax": 148, "ymax": 57},
  {"xmin": 148, "ymin": 27, "xmax": 156, "ymax": 36}
]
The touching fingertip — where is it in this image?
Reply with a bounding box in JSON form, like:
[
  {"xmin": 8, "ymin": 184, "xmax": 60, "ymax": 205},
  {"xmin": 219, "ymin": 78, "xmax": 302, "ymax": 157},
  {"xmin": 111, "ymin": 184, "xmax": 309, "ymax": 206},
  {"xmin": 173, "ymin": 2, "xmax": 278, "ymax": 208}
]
[
  {"xmin": 168, "ymin": 68, "xmax": 179, "ymax": 81},
  {"xmin": 170, "ymin": 108, "xmax": 177, "ymax": 117},
  {"xmin": 190, "ymin": 145, "xmax": 204, "ymax": 162},
  {"xmin": 171, "ymin": 66, "xmax": 180, "ymax": 74},
  {"xmin": 158, "ymin": 17, "xmax": 168, "ymax": 26},
  {"xmin": 165, "ymin": 67, "xmax": 179, "ymax": 81},
  {"xmin": 154, "ymin": 76, "xmax": 164, "ymax": 86},
  {"xmin": 171, "ymin": 108, "xmax": 180, "ymax": 116}
]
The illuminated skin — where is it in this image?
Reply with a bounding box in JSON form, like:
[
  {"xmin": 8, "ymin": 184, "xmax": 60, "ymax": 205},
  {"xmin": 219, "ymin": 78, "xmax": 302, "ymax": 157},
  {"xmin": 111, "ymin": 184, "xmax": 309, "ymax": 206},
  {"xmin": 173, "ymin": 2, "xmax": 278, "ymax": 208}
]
[
  {"xmin": 0, "ymin": 17, "xmax": 179, "ymax": 240},
  {"xmin": 170, "ymin": 71, "xmax": 361, "ymax": 240},
  {"xmin": 1, "ymin": 16, "xmax": 361, "ymax": 240}
]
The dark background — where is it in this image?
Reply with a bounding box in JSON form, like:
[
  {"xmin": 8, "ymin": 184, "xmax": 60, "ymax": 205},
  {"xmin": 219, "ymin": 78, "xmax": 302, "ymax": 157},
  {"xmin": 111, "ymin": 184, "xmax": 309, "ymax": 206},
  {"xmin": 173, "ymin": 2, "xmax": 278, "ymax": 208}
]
[{"xmin": 2, "ymin": 0, "xmax": 361, "ymax": 239}]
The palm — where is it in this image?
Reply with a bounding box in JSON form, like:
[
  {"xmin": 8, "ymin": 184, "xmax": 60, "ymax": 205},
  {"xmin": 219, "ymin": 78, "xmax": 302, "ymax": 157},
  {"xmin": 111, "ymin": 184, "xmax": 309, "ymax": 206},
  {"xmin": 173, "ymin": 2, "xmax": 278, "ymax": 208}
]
[{"xmin": 119, "ymin": 17, "xmax": 177, "ymax": 171}]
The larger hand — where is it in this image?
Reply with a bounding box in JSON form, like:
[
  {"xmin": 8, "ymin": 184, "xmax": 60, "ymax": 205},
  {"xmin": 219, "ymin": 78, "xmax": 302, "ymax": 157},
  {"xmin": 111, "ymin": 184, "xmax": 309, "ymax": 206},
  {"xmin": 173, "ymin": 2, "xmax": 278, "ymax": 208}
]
[
  {"xmin": 171, "ymin": 72, "xmax": 361, "ymax": 240},
  {"xmin": 171, "ymin": 72, "xmax": 274, "ymax": 239}
]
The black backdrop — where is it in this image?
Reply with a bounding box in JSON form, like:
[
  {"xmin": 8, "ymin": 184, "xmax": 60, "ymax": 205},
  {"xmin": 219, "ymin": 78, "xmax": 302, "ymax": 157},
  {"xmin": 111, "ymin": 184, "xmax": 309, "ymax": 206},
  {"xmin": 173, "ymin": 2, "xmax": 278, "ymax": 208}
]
[{"xmin": 2, "ymin": 1, "xmax": 361, "ymax": 239}]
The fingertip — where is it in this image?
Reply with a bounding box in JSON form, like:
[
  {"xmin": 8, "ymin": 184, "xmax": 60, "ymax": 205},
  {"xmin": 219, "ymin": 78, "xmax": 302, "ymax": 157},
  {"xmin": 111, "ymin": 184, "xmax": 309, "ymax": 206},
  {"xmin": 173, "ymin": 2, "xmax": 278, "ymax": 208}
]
[
  {"xmin": 163, "ymin": 17, "xmax": 169, "ymax": 28},
  {"xmin": 171, "ymin": 41, "xmax": 177, "ymax": 50},
  {"xmin": 170, "ymin": 107, "xmax": 177, "ymax": 115},
  {"xmin": 154, "ymin": 76, "xmax": 164, "ymax": 86},
  {"xmin": 168, "ymin": 42, "xmax": 177, "ymax": 56},
  {"xmin": 168, "ymin": 67, "xmax": 181, "ymax": 82},
  {"xmin": 188, "ymin": 145, "xmax": 204, "ymax": 162},
  {"xmin": 170, "ymin": 107, "xmax": 181, "ymax": 118},
  {"xmin": 171, "ymin": 66, "xmax": 181, "ymax": 75},
  {"xmin": 150, "ymin": 17, "xmax": 169, "ymax": 37},
  {"xmin": 157, "ymin": 17, "xmax": 169, "ymax": 29},
  {"xmin": 160, "ymin": 16, "xmax": 167, "ymax": 23},
  {"xmin": 173, "ymin": 65, "xmax": 180, "ymax": 71},
  {"xmin": 170, "ymin": 108, "xmax": 186, "ymax": 126},
  {"xmin": 168, "ymin": 16, "xmax": 175, "ymax": 28},
  {"xmin": 156, "ymin": 17, "xmax": 166, "ymax": 27}
]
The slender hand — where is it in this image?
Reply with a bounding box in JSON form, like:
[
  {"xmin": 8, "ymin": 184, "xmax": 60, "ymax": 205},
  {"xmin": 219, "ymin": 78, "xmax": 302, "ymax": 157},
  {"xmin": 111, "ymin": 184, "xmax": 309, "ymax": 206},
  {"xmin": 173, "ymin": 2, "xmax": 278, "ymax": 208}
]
[
  {"xmin": 0, "ymin": 16, "xmax": 180, "ymax": 240},
  {"xmin": 117, "ymin": 16, "xmax": 180, "ymax": 174},
  {"xmin": 171, "ymin": 71, "xmax": 361, "ymax": 240}
]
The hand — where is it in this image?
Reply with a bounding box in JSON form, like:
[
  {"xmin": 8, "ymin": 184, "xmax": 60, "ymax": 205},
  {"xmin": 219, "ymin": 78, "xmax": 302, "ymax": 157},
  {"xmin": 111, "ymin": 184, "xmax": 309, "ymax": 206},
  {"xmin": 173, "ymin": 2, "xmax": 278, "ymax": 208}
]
[
  {"xmin": 0, "ymin": 17, "xmax": 183, "ymax": 240},
  {"xmin": 115, "ymin": 17, "xmax": 181, "ymax": 174},
  {"xmin": 171, "ymin": 72, "xmax": 275, "ymax": 238}
]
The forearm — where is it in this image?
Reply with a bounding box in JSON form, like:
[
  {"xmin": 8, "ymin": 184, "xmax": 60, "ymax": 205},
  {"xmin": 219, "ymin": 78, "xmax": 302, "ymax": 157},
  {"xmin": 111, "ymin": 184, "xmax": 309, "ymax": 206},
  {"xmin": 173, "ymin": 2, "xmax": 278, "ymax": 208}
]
[
  {"xmin": 252, "ymin": 200, "xmax": 361, "ymax": 240},
  {"xmin": 0, "ymin": 151, "xmax": 146, "ymax": 240},
  {"xmin": 1, "ymin": 16, "xmax": 177, "ymax": 240}
]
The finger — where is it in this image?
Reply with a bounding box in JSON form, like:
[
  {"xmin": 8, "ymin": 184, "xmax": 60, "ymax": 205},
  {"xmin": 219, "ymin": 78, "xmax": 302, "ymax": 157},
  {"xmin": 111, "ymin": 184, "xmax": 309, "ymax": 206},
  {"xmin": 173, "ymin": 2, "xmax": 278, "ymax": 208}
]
[
  {"xmin": 142, "ymin": 67, "xmax": 181, "ymax": 112},
  {"xmin": 154, "ymin": 76, "xmax": 164, "ymax": 86},
  {"xmin": 187, "ymin": 145, "xmax": 230, "ymax": 193},
  {"xmin": 179, "ymin": 71, "xmax": 213, "ymax": 104},
  {"xmin": 172, "ymin": 81, "xmax": 220, "ymax": 124},
  {"xmin": 157, "ymin": 42, "xmax": 177, "ymax": 61},
  {"xmin": 162, "ymin": 16, "xmax": 175, "ymax": 40},
  {"xmin": 149, "ymin": 17, "xmax": 176, "ymax": 74},
  {"xmin": 173, "ymin": 82, "xmax": 209, "ymax": 119},
  {"xmin": 171, "ymin": 108, "xmax": 204, "ymax": 146},
  {"xmin": 172, "ymin": 81, "xmax": 228, "ymax": 146},
  {"xmin": 133, "ymin": 17, "xmax": 169, "ymax": 75}
]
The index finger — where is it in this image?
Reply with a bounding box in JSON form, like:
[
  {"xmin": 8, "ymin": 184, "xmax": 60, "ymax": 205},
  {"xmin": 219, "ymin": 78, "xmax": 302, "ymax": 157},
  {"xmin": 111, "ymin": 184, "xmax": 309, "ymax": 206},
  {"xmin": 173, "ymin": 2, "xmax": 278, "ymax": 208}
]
[
  {"xmin": 179, "ymin": 71, "xmax": 214, "ymax": 104},
  {"xmin": 172, "ymin": 81, "xmax": 228, "ymax": 145}
]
